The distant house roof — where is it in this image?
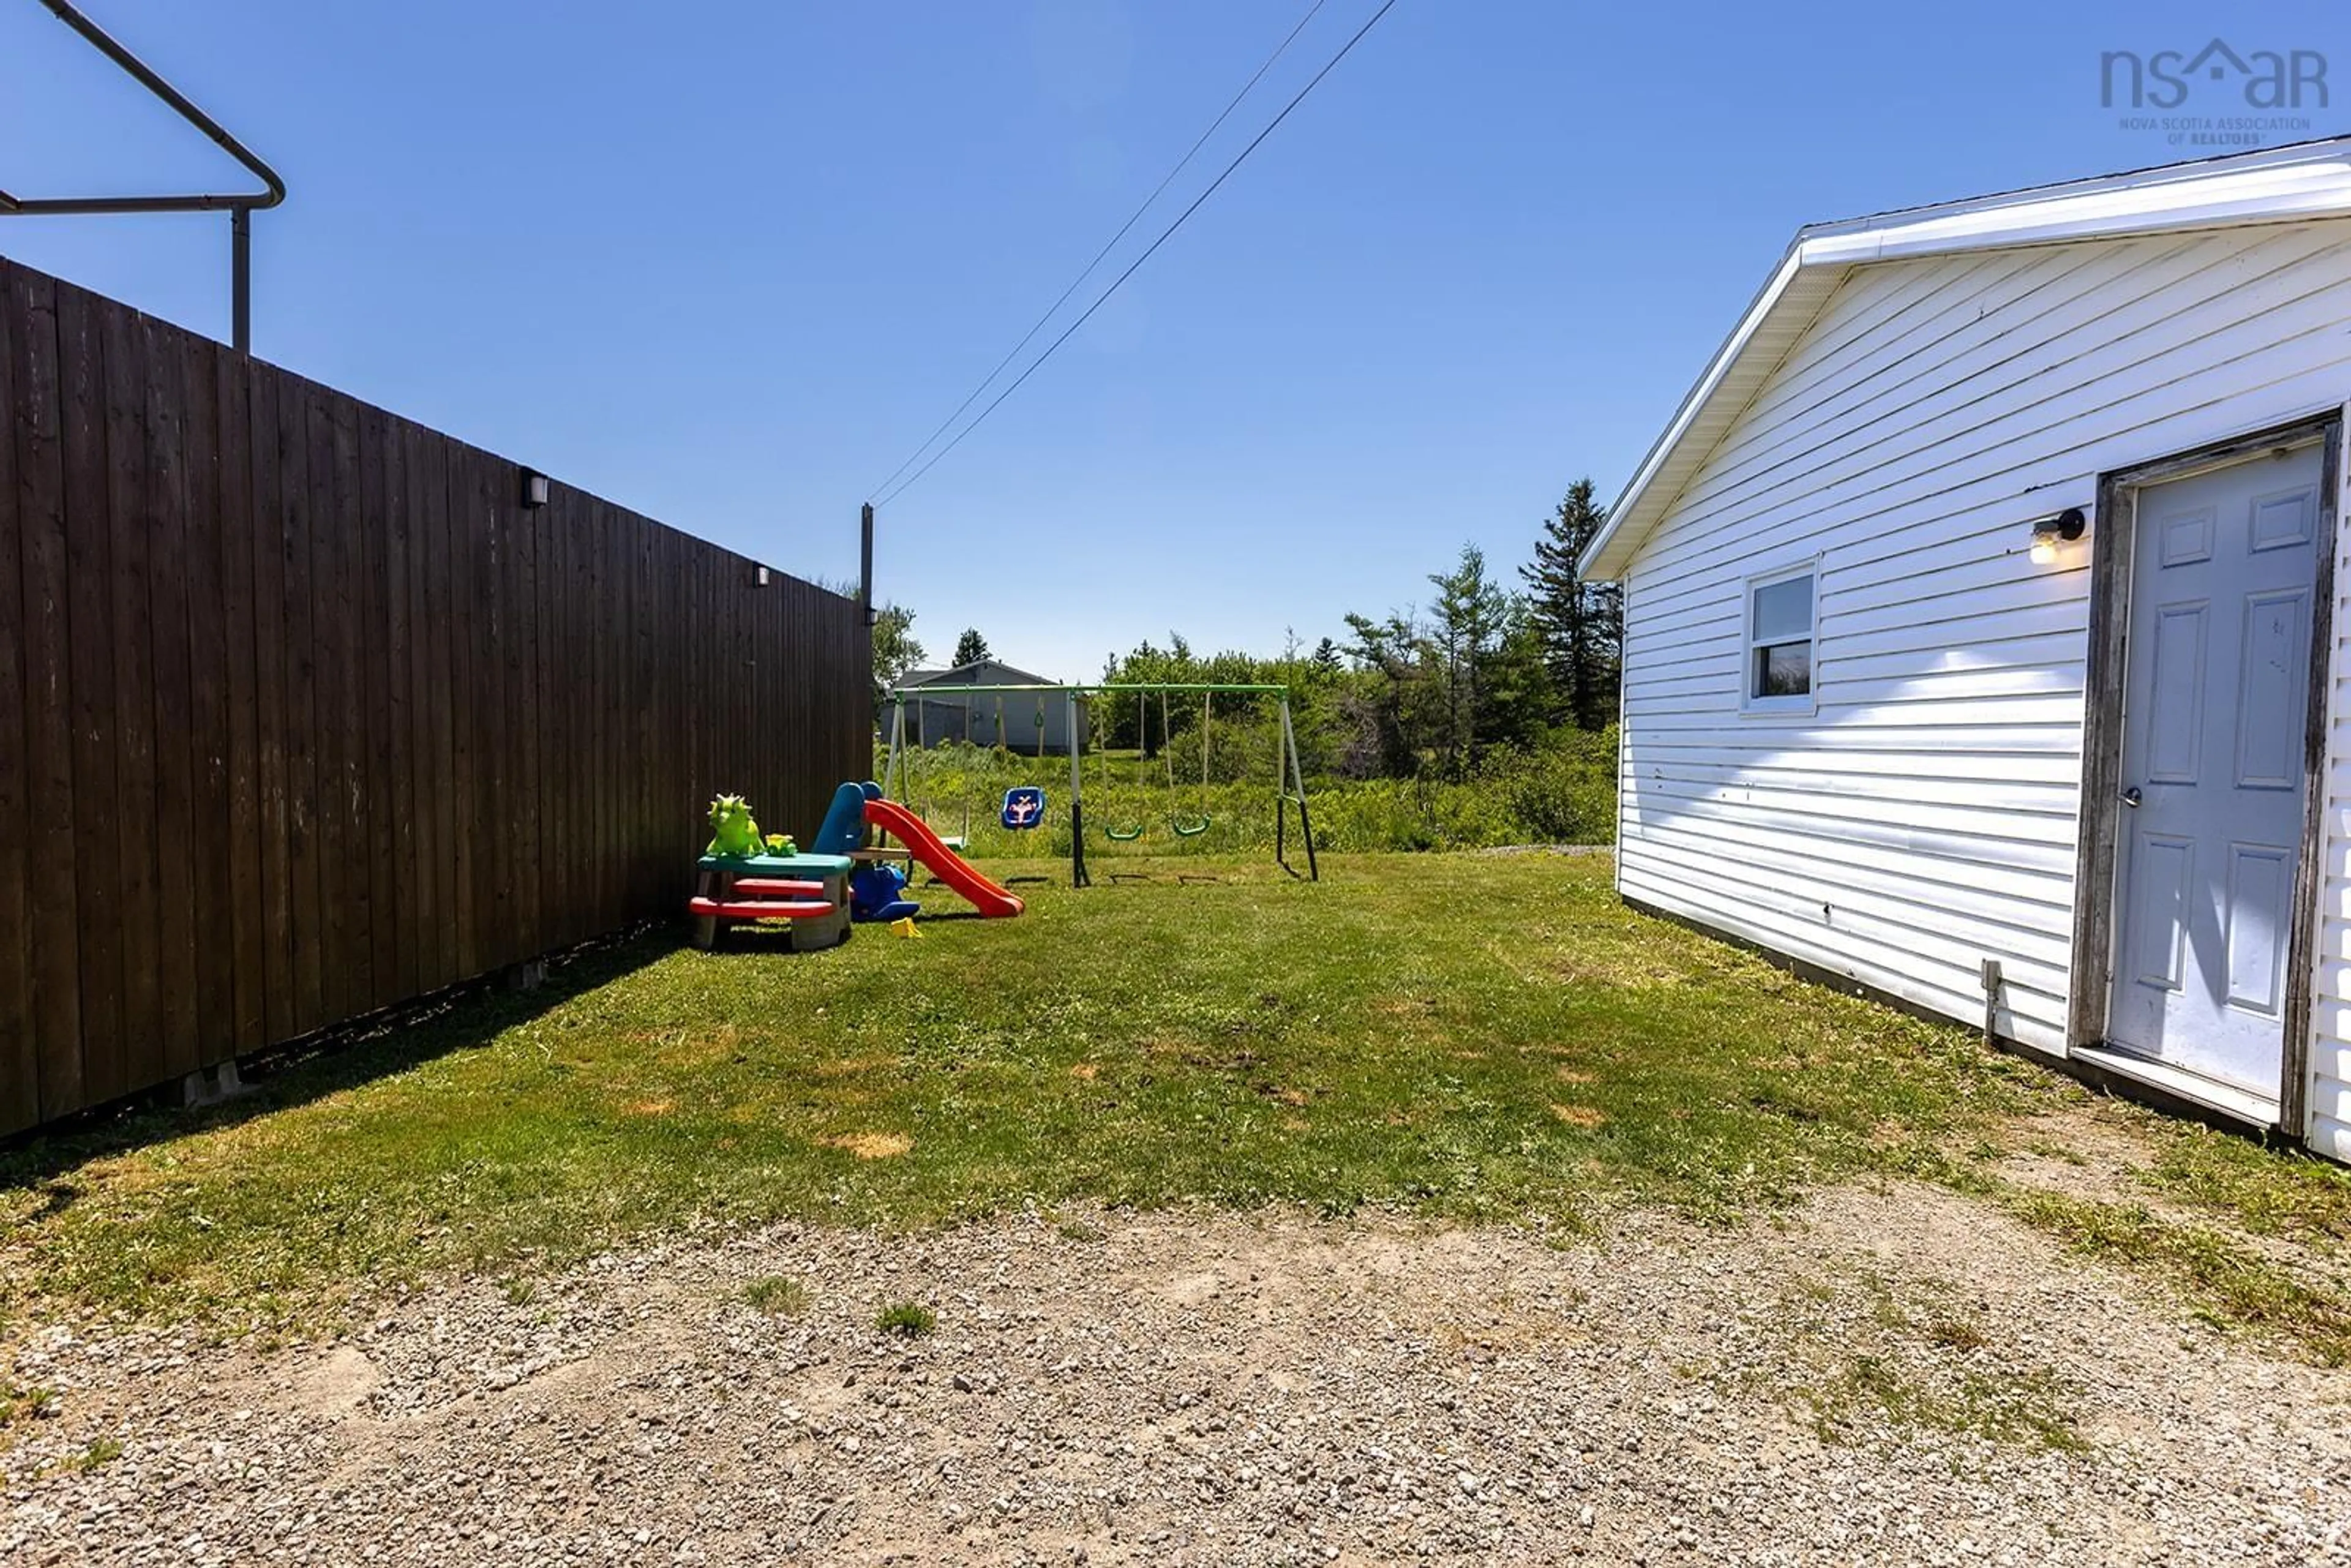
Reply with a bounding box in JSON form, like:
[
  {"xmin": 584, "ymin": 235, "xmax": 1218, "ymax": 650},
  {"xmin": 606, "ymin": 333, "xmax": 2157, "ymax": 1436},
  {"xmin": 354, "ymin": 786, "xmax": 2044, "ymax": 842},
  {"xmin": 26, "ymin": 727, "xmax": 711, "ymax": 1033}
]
[
  {"xmin": 897, "ymin": 658, "xmax": 1060, "ymax": 691},
  {"xmin": 1579, "ymin": 135, "xmax": 2351, "ymax": 580}
]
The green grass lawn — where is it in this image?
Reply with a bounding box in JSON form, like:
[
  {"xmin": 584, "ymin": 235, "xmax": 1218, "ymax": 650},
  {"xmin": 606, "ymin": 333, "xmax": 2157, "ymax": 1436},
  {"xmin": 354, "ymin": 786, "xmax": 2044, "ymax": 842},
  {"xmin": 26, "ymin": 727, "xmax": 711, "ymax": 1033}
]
[{"xmin": 7, "ymin": 851, "xmax": 2351, "ymax": 1356}]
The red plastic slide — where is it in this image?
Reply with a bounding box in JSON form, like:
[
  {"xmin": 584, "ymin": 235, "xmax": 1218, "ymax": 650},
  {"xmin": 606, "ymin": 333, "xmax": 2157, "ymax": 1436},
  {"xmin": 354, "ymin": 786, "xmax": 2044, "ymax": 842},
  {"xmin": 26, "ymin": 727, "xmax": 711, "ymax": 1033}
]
[{"xmin": 863, "ymin": 797, "xmax": 1026, "ymax": 918}]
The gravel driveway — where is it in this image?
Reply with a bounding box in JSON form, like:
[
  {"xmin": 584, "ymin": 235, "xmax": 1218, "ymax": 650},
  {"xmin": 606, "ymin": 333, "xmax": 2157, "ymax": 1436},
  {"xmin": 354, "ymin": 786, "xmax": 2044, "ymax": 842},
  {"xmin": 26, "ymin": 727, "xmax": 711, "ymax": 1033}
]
[{"xmin": 8, "ymin": 1165, "xmax": 2350, "ymax": 1567}]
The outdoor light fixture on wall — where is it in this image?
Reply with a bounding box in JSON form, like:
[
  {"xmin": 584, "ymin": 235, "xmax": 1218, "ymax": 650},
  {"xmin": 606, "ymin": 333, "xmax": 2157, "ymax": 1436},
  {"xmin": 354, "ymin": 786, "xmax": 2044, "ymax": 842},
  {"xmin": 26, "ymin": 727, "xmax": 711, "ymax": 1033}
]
[
  {"xmin": 520, "ymin": 469, "xmax": 550, "ymax": 509},
  {"xmin": 2028, "ymin": 507, "xmax": 2087, "ymax": 565},
  {"xmin": 755, "ymin": 565, "xmax": 771, "ymax": 587}
]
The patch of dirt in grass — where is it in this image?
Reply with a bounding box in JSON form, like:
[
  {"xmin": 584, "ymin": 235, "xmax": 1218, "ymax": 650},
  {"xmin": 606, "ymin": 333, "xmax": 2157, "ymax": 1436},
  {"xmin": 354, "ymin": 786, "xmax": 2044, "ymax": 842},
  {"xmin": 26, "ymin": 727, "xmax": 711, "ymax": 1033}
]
[
  {"xmin": 10, "ymin": 1187, "xmax": 2351, "ymax": 1564},
  {"xmin": 1976, "ymin": 1103, "xmax": 2344, "ymax": 1289},
  {"xmin": 821, "ymin": 1132, "xmax": 912, "ymax": 1160},
  {"xmin": 1987, "ymin": 1103, "xmax": 2161, "ymax": 1208},
  {"xmin": 621, "ymin": 1098, "xmax": 674, "ymax": 1117},
  {"xmin": 1550, "ymin": 1102, "xmax": 1608, "ymax": 1128},
  {"xmin": 1067, "ymin": 1063, "xmax": 1100, "ymax": 1081}
]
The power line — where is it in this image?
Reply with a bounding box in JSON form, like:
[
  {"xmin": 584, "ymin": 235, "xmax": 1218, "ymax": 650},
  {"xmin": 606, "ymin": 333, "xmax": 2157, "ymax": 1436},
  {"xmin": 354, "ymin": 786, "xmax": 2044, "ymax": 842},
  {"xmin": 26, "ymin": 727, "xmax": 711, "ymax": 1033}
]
[
  {"xmin": 872, "ymin": 0, "xmax": 1400, "ymax": 509},
  {"xmin": 867, "ymin": 0, "xmax": 1333, "ymax": 504}
]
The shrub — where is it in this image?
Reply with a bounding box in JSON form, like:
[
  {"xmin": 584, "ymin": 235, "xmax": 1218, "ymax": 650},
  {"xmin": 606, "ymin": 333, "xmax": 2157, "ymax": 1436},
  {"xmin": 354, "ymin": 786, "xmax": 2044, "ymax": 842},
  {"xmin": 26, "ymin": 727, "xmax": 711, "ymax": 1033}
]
[{"xmin": 876, "ymin": 1300, "xmax": 936, "ymax": 1338}]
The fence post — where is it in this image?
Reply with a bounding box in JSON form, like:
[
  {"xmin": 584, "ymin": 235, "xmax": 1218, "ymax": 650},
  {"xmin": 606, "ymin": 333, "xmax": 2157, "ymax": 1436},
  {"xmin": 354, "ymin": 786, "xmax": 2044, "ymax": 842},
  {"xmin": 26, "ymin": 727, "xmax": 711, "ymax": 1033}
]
[{"xmin": 860, "ymin": 502, "xmax": 875, "ymax": 626}]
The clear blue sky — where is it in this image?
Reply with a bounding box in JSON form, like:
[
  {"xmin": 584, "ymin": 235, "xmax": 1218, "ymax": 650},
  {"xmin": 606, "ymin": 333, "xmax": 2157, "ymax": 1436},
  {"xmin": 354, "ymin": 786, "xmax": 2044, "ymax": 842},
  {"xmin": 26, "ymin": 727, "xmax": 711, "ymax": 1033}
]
[{"xmin": 4, "ymin": 1, "xmax": 2345, "ymax": 680}]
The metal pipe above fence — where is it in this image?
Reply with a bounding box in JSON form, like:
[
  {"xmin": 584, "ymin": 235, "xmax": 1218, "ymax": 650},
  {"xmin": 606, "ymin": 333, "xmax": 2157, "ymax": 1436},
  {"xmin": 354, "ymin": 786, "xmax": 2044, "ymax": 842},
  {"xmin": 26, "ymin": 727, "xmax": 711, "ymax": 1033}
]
[{"xmin": 6, "ymin": 2, "xmax": 288, "ymax": 353}]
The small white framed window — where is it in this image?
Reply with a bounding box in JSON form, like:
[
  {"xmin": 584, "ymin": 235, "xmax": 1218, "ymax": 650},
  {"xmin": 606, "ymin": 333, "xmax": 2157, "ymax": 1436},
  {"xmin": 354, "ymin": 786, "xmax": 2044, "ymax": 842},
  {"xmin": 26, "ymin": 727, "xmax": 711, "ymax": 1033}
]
[{"xmin": 1743, "ymin": 563, "xmax": 1817, "ymax": 713}]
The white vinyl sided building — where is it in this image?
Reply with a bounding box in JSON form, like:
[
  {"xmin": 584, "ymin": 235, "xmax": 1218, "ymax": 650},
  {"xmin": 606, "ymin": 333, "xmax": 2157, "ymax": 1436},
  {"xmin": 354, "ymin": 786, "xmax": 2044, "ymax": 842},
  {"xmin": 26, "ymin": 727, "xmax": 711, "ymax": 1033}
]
[{"xmin": 1580, "ymin": 137, "xmax": 2351, "ymax": 1158}]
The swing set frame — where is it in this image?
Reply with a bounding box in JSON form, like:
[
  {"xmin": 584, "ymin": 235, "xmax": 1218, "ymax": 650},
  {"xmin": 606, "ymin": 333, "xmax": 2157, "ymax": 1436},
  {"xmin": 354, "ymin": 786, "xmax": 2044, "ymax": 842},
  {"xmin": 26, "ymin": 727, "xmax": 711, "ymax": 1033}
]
[{"xmin": 880, "ymin": 682, "xmax": 1318, "ymax": 888}]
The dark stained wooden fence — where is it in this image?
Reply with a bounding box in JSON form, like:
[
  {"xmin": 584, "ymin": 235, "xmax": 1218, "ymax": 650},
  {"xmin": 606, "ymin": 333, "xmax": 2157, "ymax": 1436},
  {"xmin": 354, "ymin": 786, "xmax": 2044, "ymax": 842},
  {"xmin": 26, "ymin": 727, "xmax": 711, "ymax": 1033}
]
[{"xmin": 0, "ymin": 255, "xmax": 870, "ymax": 1138}]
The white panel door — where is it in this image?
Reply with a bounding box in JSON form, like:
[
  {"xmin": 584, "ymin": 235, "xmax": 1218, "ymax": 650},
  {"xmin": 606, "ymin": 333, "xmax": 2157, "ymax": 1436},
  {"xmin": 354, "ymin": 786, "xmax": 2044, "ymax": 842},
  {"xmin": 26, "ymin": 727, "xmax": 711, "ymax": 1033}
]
[{"xmin": 2110, "ymin": 444, "xmax": 2325, "ymax": 1094}]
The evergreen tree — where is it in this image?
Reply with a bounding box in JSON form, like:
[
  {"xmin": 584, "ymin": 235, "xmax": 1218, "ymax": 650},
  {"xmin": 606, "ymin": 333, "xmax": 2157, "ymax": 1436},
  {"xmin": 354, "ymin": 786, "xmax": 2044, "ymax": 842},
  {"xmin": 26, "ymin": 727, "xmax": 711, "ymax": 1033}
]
[
  {"xmin": 1340, "ymin": 609, "xmax": 1428, "ymax": 779},
  {"xmin": 1475, "ymin": 598, "xmax": 1551, "ymax": 755},
  {"xmin": 1427, "ymin": 545, "xmax": 1510, "ymax": 779},
  {"xmin": 951, "ymin": 627, "xmax": 992, "ymax": 669},
  {"xmin": 1521, "ymin": 479, "xmax": 1622, "ymax": 730}
]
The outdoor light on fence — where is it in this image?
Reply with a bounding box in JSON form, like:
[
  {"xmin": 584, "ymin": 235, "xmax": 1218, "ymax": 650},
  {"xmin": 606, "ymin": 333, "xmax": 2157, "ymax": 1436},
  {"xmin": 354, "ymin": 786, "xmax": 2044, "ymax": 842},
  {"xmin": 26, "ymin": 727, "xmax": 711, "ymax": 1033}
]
[
  {"xmin": 2029, "ymin": 508, "xmax": 2087, "ymax": 565},
  {"xmin": 520, "ymin": 468, "xmax": 550, "ymax": 509},
  {"xmin": 756, "ymin": 565, "xmax": 771, "ymax": 587}
]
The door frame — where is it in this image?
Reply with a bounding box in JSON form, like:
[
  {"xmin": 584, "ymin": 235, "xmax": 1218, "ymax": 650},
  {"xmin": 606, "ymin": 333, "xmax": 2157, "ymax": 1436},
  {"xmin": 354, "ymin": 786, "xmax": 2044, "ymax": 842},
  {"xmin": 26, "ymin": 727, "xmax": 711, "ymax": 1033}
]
[{"xmin": 2068, "ymin": 410, "xmax": 2343, "ymax": 1135}]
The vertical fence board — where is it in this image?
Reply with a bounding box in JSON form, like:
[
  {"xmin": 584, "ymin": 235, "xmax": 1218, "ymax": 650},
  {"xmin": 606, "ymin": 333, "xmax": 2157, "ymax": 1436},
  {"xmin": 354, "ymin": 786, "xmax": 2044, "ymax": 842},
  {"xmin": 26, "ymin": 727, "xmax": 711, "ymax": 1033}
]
[
  {"xmin": 248, "ymin": 366, "xmax": 291, "ymax": 1044},
  {"xmin": 99, "ymin": 302, "xmax": 159, "ymax": 1103},
  {"xmin": 471, "ymin": 451, "xmax": 504, "ymax": 968},
  {"xmin": 587, "ymin": 502, "xmax": 610, "ymax": 930},
  {"xmin": 302, "ymin": 383, "xmax": 350, "ymax": 1024},
  {"xmin": 216, "ymin": 345, "xmax": 266, "ymax": 1051},
  {"xmin": 144, "ymin": 321, "xmax": 202, "ymax": 1081},
  {"xmin": 623, "ymin": 514, "xmax": 645, "ymax": 908},
  {"xmin": 380, "ymin": 418, "xmax": 410, "ymax": 1000},
  {"xmin": 0, "ymin": 261, "xmax": 32, "ymax": 1133},
  {"xmin": 697, "ymin": 550, "xmax": 714, "ymax": 822},
  {"xmin": 536, "ymin": 498, "xmax": 566, "ymax": 946},
  {"xmin": 356, "ymin": 403, "xmax": 397, "ymax": 1008},
  {"xmin": 423, "ymin": 438, "xmax": 459, "ymax": 985},
  {"xmin": 476, "ymin": 454, "xmax": 511, "ymax": 967},
  {"xmin": 56, "ymin": 286, "xmax": 113, "ymax": 1117},
  {"xmin": 508, "ymin": 475, "xmax": 539, "ymax": 955},
  {"xmin": 394, "ymin": 421, "xmax": 424, "ymax": 999},
  {"xmin": 400, "ymin": 422, "xmax": 437, "ymax": 995},
  {"xmin": 277, "ymin": 370, "xmax": 323, "ymax": 1035},
  {"xmin": 546, "ymin": 493, "xmax": 573, "ymax": 946},
  {"xmin": 10, "ymin": 266, "xmax": 81, "ymax": 1125},
  {"xmin": 332, "ymin": 395, "xmax": 378, "ymax": 1010},
  {"xmin": 615, "ymin": 507, "xmax": 632, "ymax": 921},
  {"xmin": 446, "ymin": 447, "xmax": 477, "ymax": 980},
  {"xmin": 183, "ymin": 337, "xmax": 236, "ymax": 1068},
  {"xmin": 661, "ymin": 528, "xmax": 684, "ymax": 888}
]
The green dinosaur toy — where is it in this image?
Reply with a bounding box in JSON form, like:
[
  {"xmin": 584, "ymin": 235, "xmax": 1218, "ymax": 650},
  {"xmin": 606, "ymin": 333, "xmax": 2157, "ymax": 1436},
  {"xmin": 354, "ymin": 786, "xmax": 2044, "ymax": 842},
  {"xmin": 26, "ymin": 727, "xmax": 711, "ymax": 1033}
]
[{"xmin": 706, "ymin": 793, "xmax": 765, "ymax": 858}]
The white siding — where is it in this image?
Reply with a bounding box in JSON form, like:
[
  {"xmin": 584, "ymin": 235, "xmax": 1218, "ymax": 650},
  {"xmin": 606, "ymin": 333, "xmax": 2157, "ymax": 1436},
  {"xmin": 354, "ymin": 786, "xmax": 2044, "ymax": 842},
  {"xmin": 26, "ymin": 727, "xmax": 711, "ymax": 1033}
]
[{"xmin": 1618, "ymin": 218, "xmax": 2351, "ymax": 1076}]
